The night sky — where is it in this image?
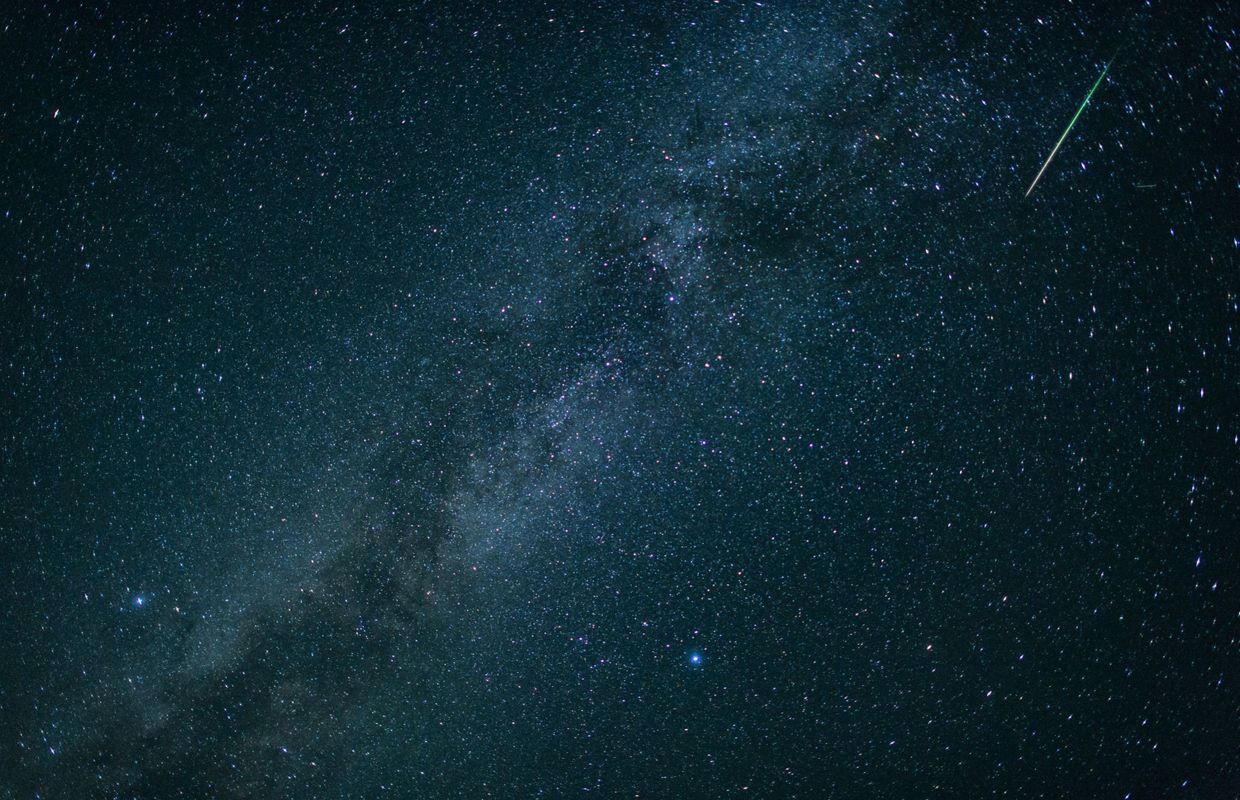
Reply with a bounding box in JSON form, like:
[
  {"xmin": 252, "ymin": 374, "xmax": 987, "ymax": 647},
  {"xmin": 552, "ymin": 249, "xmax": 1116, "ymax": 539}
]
[{"xmin": 2, "ymin": 2, "xmax": 1238, "ymax": 797}]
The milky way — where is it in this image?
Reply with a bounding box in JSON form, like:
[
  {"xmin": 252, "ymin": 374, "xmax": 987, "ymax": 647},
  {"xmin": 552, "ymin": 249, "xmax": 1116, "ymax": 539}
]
[{"xmin": 2, "ymin": 2, "xmax": 1237, "ymax": 797}]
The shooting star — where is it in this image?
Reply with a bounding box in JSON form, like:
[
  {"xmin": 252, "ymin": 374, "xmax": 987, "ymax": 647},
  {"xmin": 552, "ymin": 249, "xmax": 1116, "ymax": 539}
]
[{"xmin": 1025, "ymin": 55, "xmax": 1116, "ymax": 198}]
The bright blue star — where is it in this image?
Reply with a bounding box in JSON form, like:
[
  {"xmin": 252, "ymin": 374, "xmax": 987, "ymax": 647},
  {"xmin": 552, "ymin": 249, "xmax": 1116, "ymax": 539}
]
[
  {"xmin": 132, "ymin": 595, "xmax": 146, "ymax": 608},
  {"xmin": 688, "ymin": 651, "xmax": 703, "ymax": 667}
]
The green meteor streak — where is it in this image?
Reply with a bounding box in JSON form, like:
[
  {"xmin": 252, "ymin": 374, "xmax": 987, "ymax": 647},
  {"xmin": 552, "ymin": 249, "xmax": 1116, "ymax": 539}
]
[{"xmin": 1024, "ymin": 56, "xmax": 1114, "ymax": 198}]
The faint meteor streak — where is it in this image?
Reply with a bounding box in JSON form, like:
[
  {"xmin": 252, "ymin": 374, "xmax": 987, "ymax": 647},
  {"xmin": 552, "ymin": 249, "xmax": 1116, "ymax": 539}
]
[{"xmin": 1025, "ymin": 55, "xmax": 1115, "ymax": 198}]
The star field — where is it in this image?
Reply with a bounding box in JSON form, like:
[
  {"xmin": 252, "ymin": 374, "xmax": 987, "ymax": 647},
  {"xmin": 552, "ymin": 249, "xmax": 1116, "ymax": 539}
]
[{"xmin": 1, "ymin": 2, "xmax": 1238, "ymax": 798}]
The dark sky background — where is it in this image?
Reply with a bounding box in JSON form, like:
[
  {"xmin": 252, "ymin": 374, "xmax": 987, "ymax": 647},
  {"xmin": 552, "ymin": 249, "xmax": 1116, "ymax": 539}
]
[{"xmin": 2, "ymin": 1, "xmax": 1238, "ymax": 797}]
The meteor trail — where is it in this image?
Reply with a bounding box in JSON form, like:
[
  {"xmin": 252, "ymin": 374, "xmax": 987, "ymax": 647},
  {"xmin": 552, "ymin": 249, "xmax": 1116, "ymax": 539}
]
[{"xmin": 1025, "ymin": 55, "xmax": 1115, "ymax": 198}]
